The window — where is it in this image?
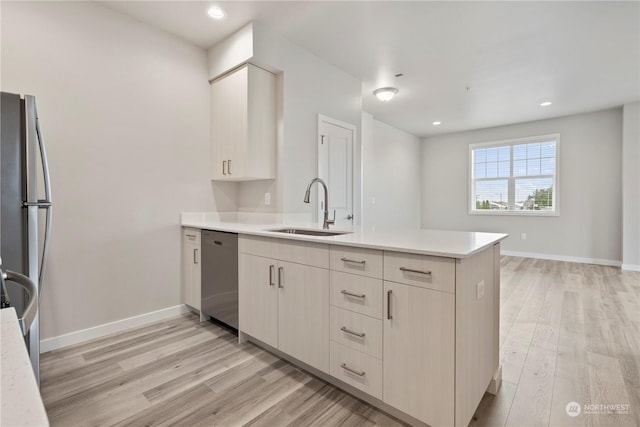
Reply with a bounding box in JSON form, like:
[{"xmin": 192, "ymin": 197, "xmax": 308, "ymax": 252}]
[{"xmin": 469, "ymin": 134, "xmax": 559, "ymax": 215}]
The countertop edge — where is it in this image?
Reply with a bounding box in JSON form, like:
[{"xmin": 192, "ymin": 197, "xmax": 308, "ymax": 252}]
[{"xmin": 181, "ymin": 221, "xmax": 508, "ymax": 258}]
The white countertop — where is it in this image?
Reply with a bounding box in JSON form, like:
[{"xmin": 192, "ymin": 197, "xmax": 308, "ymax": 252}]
[
  {"xmin": 1, "ymin": 308, "xmax": 49, "ymax": 427},
  {"xmin": 181, "ymin": 217, "xmax": 508, "ymax": 258}
]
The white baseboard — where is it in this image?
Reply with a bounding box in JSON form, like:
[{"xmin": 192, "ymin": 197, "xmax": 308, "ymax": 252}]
[
  {"xmin": 40, "ymin": 304, "xmax": 191, "ymax": 353},
  {"xmin": 501, "ymin": 250, "xmax": 622, "ymax": 268},
  {"xmin": 621, "ymin": 263, "xmax": 640, "ymax": 272}
]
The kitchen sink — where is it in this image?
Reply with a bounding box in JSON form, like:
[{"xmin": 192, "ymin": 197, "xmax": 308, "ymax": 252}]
[{"xmin": 267, "ymin": 228, "xmax": 352, "ymax": 237}]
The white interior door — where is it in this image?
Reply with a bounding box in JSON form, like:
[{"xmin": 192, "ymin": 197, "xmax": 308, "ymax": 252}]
[{"xmin": 318, "ymin": 115, "xmax": 355, "ymax": 227}]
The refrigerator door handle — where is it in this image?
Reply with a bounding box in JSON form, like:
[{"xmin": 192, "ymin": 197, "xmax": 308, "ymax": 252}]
[
  {"xmin": 34, "ymin": 100, "xmax": 52, "ymax": 204},
  {"xmin": 33, "ymin": 99, "xmax": 53, "ymax": 288}
]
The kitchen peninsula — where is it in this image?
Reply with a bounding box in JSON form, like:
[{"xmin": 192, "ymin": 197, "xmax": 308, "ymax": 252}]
[{"xmin": 181, "ymin": 214, "xmax": 507, "ymax": 427}]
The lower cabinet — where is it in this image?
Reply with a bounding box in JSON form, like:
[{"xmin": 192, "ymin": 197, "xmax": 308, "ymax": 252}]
[
  {"xmin": 238, "ymin": 252, "xmax": 329, "ymax": 372},
  {"xmin": 182, "ymin": 228, "xmax": 201, "ymax": 311},
  {"xmin": 238, "ymin": 236, "xmax": 498, "ymax": 427},
  {"xmin": 238, "ymin": 253, "xmax": 278, "ymax": 348},
  {"xmin": 383, "ymin": 280, "xmax": 455, "ymax": 427}
]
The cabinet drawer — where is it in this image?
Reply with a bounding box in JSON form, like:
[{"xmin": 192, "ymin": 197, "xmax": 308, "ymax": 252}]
[
  {"xmin": 330, "ymin": 341, "xmax": 382, "ymax": 400},
  {"xmin": 183, "ymin": 228, "xmax": 201, "ymax": 244},
  {"xmin": 330, "ymin": 246, "xmax": 382, "ymax": 278},
  {"xmin": 330, "ymin": 306, "xmax": 382, "ymax": 359},
  {"xmin": 239, "ymin": 235, "xmax": 329, "ymax": 268},
  {"xmin": 384, "ymin": 251, "xmax": 455, "ymax": 294},
  {"xmin": 330, "ymin": 271, "xmax": 383, "ymax": 319}
]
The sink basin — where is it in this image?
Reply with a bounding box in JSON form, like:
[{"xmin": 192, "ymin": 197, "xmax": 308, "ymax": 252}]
[{"xmin": 267, "ymin": 228, "xmax": 352, "ymax": 237}]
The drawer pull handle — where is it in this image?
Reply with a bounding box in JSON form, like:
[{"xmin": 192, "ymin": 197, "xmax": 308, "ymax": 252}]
[
  {"xmin": 340, "ymin": 257, "xmax": 366, "ymax": 265},
  {"xmin": 387, "ymin": 290, "xmax": 392, "ymax": 320},
  {"xmin": 193, "ymin": 248, "xmax": 198, "ymax": 264},
  {"xmin": 186, "ymin": 234, "xmax": 196, "ymax": 238},
  {"xmin": 340, "ymin": 326, "xmax": 365, "ymax": 338},
  {"xmin": 340, "ymin": 290, "xmax": 366, "ymax": 299},
  {"xmin": 341, "ymin": 363, "xmax": 365, "ymax": 377},
  {"xmin": 399, "ymin": 267, "xmax": 432, "ymax": 275},
  {"xmin": 269, "ymin": 265, "xmax": 275, "ymax": 286}
]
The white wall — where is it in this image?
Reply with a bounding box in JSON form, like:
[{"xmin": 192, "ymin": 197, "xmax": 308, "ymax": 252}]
[
  {"xmin": 422, "ymin": 108, "xmax": 623, "ymax": 265},
  {"xmin": 622, "ymin": 102, "xmax": 640, "ymax": 270},
  {"xmin": 362, "ymin": 114, "xmax": 421, "ymax": 228},
  {"xmin": 1, "ymin": 2, "xmax": 212, "ymax": 339},
  {"xmin": 207, "ymin": 23, "xmax": 363, "ymax": 222}
]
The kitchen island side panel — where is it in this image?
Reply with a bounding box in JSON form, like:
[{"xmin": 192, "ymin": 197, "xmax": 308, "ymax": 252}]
[{"xmin": 455, "ymin": 244, "xmax": 500, "ymax": 427}]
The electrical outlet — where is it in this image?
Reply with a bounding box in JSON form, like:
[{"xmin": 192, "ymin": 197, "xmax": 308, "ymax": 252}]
[
  {"xmin": 520, "ymin": 233, "xmax": 527, "ymax": 240},
  {"xmin": 264, "ymin": 193, "xmax": 271, "ymax": 206},
  {"xmin": 476, "ymin": 280, "xmax": 485, "ymax": 300},
  {"xmin": 371, "ymin": 196, "xmax": 376, "ymax": 205}
]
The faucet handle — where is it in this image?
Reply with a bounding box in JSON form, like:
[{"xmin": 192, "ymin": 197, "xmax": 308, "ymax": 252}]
[{"xmin": 327, "ymin": 210, "xmax": 336, "ymax": 225}]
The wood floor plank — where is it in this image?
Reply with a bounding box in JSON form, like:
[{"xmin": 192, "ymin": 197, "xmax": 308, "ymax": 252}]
[{"xmin": 587, "ymin": 351, "xmax": 636, "ymax": 427}]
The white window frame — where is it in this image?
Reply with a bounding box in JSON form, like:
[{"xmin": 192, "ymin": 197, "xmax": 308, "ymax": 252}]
[{"xmin": 469, "ymin": 133, "xmax": 560, "ymax": 216}]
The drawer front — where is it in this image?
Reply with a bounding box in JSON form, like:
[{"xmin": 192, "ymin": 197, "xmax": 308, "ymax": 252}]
[
  {"xmin": 183, "ymin": 228, "xmax": 201, "ymax": 244},
  {"xmin": 330, "ymin": 271, "xmax": 383, "ymax": 319},
  {"xmin": 383, "ymin": 251, "xmax": 456, "ymax": 294},
  {"xmin": 239, "ymin": 235, "xmax": 329, "ymax": 268},
  {"xmin": 330, "ymin": 306, "xmax": 382, "ymax": 359},
  {"xmin": 330, "ymin": 341, "xmax": 382, "ymax": 399},
  {"xmin": 330, "ymin": 246, "xmax": 383, "ymax": 278}
]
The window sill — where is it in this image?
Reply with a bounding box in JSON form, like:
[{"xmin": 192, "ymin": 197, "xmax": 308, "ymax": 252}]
[{"xmin": 469, "ymin": 209, "xmax": 559, "ymax": 217}]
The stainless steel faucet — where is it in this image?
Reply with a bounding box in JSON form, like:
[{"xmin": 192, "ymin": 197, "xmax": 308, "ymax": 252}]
[{"xmin": 304, "ymin": 178, "xmax": 335, "ymax": 229}]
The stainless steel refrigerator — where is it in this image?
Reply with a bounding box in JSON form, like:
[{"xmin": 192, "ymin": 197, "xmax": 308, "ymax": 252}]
[{"xmin": 1, "ymin": 92, "xmax": 52, "ymax": 384}]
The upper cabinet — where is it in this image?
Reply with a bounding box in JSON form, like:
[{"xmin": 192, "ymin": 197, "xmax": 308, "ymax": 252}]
[{"xmin": 210, "ymin": 63, "xmax": 276, "ymax": 181}]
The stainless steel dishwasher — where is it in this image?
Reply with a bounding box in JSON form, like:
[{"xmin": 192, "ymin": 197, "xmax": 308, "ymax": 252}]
[{"xmin": 201, "ymin": 230, "xmax": 238, "ymax": 330}]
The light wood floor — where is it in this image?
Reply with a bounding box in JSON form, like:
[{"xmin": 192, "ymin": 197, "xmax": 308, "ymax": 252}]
[{"xmin": 40, "ymin": 257, "xmax": 640, "ymax": 427}]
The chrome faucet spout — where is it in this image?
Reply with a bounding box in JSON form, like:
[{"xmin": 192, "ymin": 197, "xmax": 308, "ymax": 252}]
[{"xmin": 303, "ymin": 178, "xmax": 334, "ymax": 229}]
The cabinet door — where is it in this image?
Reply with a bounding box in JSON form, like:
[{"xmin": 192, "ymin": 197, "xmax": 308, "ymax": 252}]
[
  {"xmin": 238, "ymin": 253, "xmax": 278, "ymax": 348},
  {"xmin": 182, "ymin": 242, "xmax": 200, "ymax": 310},
  {"xmin": 210, "ymin": 66, "xmax": 247, "ymax": 180},
  {"xmin": 278, "ymin": 261, "xmax": 330, "ymax": 373},
  {"xmin": 383, "ymin": 281, "xmax": 455, "ymax": 427}
]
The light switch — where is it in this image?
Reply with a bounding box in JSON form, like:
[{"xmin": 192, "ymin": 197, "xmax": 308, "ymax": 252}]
[{"xmin": 264, "ymin": 193, "xmax": 271, "ymax": 205}]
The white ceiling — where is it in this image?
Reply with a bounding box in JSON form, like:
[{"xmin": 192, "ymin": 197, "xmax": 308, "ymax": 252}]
[{"xmin": 101, "ymin": 1, "xmax": 640, "ymax": 137}]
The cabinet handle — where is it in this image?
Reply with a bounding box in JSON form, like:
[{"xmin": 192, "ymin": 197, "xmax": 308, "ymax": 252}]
[
  {"xmin": 269, "ymin": 265, "xmax": 275, "ymax": 286},
  {"xmin": 387, "ymin": 290, "xmax": 392, "ymax": 320},
  {"xmin": 278, "ymin": 266, "xmax": 284, "ymax": 288},
  {"xmin": 340, "ymin": 290, "xmax": 366, "ymax": 299},
  {"xmin": 340, "ymin": 257, "xmax": 366, "ymax": 265},
  {"xmin": 186, "ymin": 234, "xmax": 196, "ymax": 238},
  {"xmin": 399, "ymin": 267, "xmax": 432, "ymax": 275},
  {"xmin": 340, "ymin": 363, "xmax": 365, "ymax": 377},
  {"xmin": 222, "ymin": 160, "xmax": 227, "ymax": 175},
  {"xmin": 228, "ymin": 159, "xmax": 232, "ymax": 175},
  {"xmin": 340, "ymin": 326, "xmax": 366, "ymax": 338},
  {"xmin": 193, "ymin": 248, "xmax": 198, "ymax": 264}
]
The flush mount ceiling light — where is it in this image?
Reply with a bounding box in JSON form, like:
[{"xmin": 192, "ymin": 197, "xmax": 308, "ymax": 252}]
[
  {"xmin": 432, "ymin": 121, "xmax": 441, "ymax": 126},
  {"xmin": 540, "ymin": 101, "xmax": 552, "ymax": 106},
  {"xmin": 373, "ymin": 87, "xmax": 398, "ymax": 102},
  {"xmin": 207, "ymin": 6, "xmax": 225, "ymax": 19}
]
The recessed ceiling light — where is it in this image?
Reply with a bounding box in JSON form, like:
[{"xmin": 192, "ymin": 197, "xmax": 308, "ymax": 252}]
[
  {"xmin": 207, "ymin": 6, "xmax": 225, "ymax": 19},
  {"xmin": 432, "ymin": 121, "xmax": 441, "ymax": 126},
  {"xmin": 540, "ymin": 101, "xmax": 552, "ymax": 106},
  {"xmin": 373, "ymin": 87, "xmax": 398, "ymax": 102}
]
